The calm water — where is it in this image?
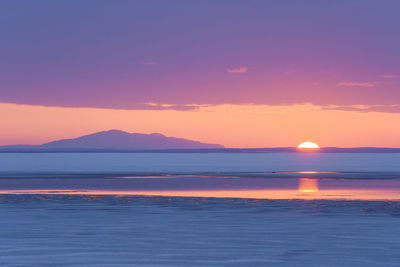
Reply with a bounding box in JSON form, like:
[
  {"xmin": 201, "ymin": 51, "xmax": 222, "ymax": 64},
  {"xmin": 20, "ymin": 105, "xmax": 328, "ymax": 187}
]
[
  {"xmin": 1, "ymin": 153, "xmax": 400, "ymax": 266},
  {"xmin": 0, "ymin": 152, "xmax": 400, "ymax": 173}
]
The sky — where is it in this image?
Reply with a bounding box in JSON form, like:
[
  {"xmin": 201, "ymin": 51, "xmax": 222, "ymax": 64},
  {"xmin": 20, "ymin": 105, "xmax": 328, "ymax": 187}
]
[{"xmin": 1, "ymin": 0, "xmax": 400, "ymax": 147}]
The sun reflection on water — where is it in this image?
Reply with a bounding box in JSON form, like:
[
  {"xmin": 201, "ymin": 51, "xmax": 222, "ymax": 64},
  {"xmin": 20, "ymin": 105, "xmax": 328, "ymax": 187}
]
[{"xmin": 298, "ymin": 178, "xmax": 319, "ymax": 193}]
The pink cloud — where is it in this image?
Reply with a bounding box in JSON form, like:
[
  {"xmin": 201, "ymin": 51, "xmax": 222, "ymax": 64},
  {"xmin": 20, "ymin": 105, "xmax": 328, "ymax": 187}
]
[
  {"xmin": 380, "ymin": 74, "xmax": 398, "ymax": 79},
  {"xmin": 337, "ymin": 81, "xmax": 377, "ymax": 87},
  {"xmin": 227, "ymin": 67, "xmax": 247, "ymax": 73},
  {"xmin": 140, "ymin": 59, "xmax": 158, "ymax": 65}
]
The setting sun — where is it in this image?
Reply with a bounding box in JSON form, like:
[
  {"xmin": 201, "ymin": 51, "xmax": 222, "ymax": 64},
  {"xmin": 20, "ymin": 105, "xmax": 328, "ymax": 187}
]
[{"xmin": 297, "ymin": 141, "xmax": 320, "ymax": 149}]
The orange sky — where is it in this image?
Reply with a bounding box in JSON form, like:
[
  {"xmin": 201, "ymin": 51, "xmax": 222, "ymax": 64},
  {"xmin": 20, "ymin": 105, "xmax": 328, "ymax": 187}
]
[{"xmin": 1, "ymin": 102, "xmax": 400, "ymax": 147}]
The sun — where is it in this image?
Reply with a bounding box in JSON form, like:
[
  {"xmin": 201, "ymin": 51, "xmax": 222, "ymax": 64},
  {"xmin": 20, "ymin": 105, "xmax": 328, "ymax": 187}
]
[{"xmin": 297, "ymin": 141, "xmax": 320, "ymax": 149}]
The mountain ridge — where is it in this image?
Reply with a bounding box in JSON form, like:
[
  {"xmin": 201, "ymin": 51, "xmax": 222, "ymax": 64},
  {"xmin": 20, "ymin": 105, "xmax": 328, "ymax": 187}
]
[{"xmin": 1, "ymin": 130, "xmax": 224, "ymax": 150}]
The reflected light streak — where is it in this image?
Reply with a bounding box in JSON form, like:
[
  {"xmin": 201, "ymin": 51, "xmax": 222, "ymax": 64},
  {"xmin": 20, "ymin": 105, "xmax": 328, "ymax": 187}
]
[
  {"xmin": 1, "ymin": 188, "xmax": 400, "ymax": 201},
  {"xmin": 119, "ymin": 175, "xmax": 240, "ymax": 179}
]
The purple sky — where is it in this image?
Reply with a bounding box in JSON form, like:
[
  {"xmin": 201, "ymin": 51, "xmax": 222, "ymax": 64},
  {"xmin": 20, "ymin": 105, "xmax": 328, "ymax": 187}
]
[{"xmin": 0, "ymin": 0, "xmax": 399, "ymax": 110}]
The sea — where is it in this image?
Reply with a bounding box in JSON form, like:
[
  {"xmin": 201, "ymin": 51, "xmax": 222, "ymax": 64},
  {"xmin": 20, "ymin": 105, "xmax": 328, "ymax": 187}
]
[{"xmin": 1, "ymin": 152, "xmax": 400, "ymax": 266}]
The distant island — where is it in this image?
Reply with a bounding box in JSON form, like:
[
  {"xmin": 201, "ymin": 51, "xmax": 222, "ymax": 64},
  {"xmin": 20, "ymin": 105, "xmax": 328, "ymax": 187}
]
[{"xmin": 1, "ymin": 130, "xmax": 400, "ymax": 153}]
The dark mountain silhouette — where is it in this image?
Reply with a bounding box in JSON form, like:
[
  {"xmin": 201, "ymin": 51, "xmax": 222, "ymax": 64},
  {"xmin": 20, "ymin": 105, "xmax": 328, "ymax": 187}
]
[{"xmin": 40, "ymin": 130, "xmax": 224, "ymax": 149}]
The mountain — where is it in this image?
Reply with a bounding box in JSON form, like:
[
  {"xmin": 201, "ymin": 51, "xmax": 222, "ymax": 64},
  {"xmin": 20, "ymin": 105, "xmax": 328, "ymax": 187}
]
[
  {"xmin": 4, "ymin": 130, "xmax": 222, "ymax": 150},
  {"xmin": 39, "ymin": 130, "xmax": 223, "ymax": 150}
]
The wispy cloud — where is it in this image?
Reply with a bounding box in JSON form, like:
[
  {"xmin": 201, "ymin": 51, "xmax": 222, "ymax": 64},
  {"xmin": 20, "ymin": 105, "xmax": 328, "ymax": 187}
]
[
  {"xmin": 380, "ymin": 74, "xmax": 398, "ymax": 79},
  {"xmin": 140, "ymin": 59, "xmax": 158, "ymax": 65},
  {"xmin": 322, "ymin": 104, "xmax": 400, "ymax": 114},
  {"xmin": 142, "ymin": 102, "xmax": 198, "ymax": 111},
  {"xmin": 337, "ymin": 81, "xmax": 378, "ymax": 87},
  {"xmin": 227, "ymin": 67, "xmax": 247, "ymax": 73}
]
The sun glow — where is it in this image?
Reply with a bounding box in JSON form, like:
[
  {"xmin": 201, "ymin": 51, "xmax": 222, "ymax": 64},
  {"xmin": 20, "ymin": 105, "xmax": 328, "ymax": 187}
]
[{"xmin": 297, "ymin": 141, "xmax": 320, "ymax": 149}]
